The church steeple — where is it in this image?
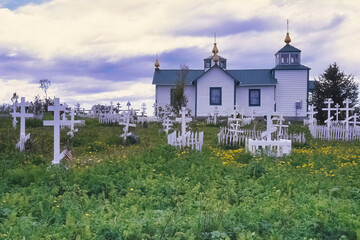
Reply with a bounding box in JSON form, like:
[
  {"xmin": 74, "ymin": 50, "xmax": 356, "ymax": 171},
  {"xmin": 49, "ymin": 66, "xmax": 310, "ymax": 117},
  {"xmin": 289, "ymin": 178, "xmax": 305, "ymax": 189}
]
[
  {"xmin": 212, "ymin": 43, "xmax": 219, "ymax": 64},
  {"xmin": 154, "ymin": 55, "xmax": 160, "ymax": 69},
  {"xmin": 284, "ymin": 19, "xmax": 291, "ymax": 45},
  {"xmin": 204, "ymin": 36, "xmax": 227, "ymax": 70},
  {"xmin": 284, "ymin": 32, "xmax": 291, "ymax": 45}
]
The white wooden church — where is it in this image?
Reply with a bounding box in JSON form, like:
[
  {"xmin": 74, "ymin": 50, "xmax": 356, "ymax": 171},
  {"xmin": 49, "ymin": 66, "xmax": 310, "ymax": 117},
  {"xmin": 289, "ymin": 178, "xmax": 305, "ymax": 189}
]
[{"xmin": 152, "ymin": 31, "xmax": 312, "ymax": 118}]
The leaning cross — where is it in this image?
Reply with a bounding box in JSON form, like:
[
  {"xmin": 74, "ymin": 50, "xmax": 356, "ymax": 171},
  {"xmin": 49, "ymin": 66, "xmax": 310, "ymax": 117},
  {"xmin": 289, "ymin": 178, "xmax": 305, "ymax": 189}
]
[
  {"xmin": 11, "ymin": 97, "xmax": 33, "ymax": 151},
  {"xmin": 43, "ymin": 98, "xmax": 72, "ymax": 164},
  {"xmin": 119, "ymin": 109, "xmax": 136, "ymax": 142}
]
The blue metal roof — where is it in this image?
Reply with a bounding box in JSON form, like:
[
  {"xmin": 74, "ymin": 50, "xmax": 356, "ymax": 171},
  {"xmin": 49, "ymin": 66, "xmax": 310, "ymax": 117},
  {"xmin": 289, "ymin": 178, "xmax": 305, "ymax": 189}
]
[
  {"xmin": 153, "ymin": 65, "xmax": 277, "ymax": 86},
  {"xmin": 227, "ymin": 69, "xmax": 277, "ymax": 85},
  {"xmin": 152, "ymin": 69, "xmax": 204, "ymax": 85},
  {"xmin": 272, "ymin": 64, "xmax": 310, "ymax": 70},
  {"xmin": 277, "ymin": 44, "xmax": 301, "ymax": 53}
]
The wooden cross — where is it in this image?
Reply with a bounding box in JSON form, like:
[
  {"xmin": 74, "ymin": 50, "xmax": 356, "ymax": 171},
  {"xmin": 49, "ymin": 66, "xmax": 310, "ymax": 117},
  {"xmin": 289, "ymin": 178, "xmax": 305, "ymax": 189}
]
[
  {"xmin": 272, "ymin": 114, "xmax": 288, "ymax": 138},
  {"xmin": 162, "ymin": 117, "xmax": 173, "ymax": 134},
  {"xmin": 153, "ymin": 103, "xmax": 158, "ymax": 116},
  {"xmin": 117, "ymin": 102, "xmax": 121, "ymax": 111},
  {"xmin": 119, "ymin": 109, "xmax": 136, "ymax": 142},
  {"xmin": 11, "ymin": 97, "xmax": 33, "ymax": 151},
  {"xmin": 67, "ymin": 108, "xmax": 82, "ymax": 138},
  {"xmin": 322, "ymin": 98, "xmax": 335, "ymax": 129},
  {"xmin": 213, "ymin": 106, "xmax": 219, "ymax": 125},
  {"xmin": 334, "ymin": 103, "xmax": 340, "ymax": 122},
  {"xmin": 175, "ymin": 107, "xmax": 192, "ymax": 138},
  {"xmin": 340, "ymin": 98, "xmax": 355, "ymax": 139},
  {"xmin": 43, "ymin": 98, "xmax": 72, "ymax": 164},
  {"xmin": 307, "ymin": 104, "xmax": 317, "ymax": 125},
  {"xmin": 261, "ymin": 113, "xmax": 277, "ymax": 141},
  {"xmin": 11, "ymin": 99, "xmax": 18, "ymax": 129},
  {"xmin": 141, "ymin": 103, "xmax": 147, "ymax": 117}
]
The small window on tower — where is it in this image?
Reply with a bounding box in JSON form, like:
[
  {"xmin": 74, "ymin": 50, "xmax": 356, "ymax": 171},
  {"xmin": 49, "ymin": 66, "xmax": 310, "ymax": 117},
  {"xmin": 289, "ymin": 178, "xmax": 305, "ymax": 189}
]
[
  {"xmin": 220, "ymin": 59, "xmax": 226, "ymax": 69},
  {"xmin": 281, "ymin": 54, "xmax": 289, "ymax": 64},
  {"xmin": 290, "ymin": 53, "xmax": 299, "ymax": 64},
  {"xmin": 204, "ymin": 59, "xmax": 211, "ymax": 68}
]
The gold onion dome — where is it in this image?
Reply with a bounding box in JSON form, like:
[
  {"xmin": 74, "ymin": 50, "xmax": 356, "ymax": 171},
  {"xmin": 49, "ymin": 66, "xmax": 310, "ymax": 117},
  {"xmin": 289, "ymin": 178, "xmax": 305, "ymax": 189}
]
[
  {"xmin": 213, "ymin": 53, "xmax": 219, "ymax": 63},
  {"xmin": 155, "ymin": 58, "xmax": 160, "ymax": 69},
  {"xmin": 284, "ymin": 32, "xmax": 291, "ymax": 45},
  {"xmin": 212, "ymin": 43, "xmax": 219, "ymax": 54}
]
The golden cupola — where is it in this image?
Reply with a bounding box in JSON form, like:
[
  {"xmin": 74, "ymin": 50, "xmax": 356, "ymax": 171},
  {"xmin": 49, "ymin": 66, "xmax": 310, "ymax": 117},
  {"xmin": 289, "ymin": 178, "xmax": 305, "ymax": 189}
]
[
  {"xmin": 284, "ymin": 32, "xmax": 291, "ymax": 45},
  {"xmin": 155, "ymin": 57, "xmax": 160, "ymax": 69}
]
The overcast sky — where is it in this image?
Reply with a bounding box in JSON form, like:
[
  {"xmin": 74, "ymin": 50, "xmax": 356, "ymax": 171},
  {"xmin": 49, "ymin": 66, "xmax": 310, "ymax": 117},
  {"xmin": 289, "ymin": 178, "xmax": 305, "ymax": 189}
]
[{"xmin": 0, "ymin": 0, "xmax": 359, "ymax": 110}]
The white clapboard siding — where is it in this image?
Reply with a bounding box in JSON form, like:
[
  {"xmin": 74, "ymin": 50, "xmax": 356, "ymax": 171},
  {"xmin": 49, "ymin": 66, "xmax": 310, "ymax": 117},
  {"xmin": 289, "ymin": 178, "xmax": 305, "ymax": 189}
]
[
  {"xmin": 236, "ymin": 86, "xmax": 275, "ymax": 116},
  {"xmin": 156, "ymin": 85, "xmax": 196, "ymax": 115},
  {"xmin": 196, "ymin": 67, "xmax": 235, "ymax": 117},
  {"xmin": 275, "ymin": 70, "xmax": 307, "ymax": 117}
]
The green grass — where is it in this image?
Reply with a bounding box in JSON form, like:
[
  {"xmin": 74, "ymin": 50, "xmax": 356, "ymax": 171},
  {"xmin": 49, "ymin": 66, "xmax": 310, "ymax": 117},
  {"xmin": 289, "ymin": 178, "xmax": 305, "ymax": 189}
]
[{"xmin": 0, "ymin": 116, "xmax": 359, "ymax": 239}]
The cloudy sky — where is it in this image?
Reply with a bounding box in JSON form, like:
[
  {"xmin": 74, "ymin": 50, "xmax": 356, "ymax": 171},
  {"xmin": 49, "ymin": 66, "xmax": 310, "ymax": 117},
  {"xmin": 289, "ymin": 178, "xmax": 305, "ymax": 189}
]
[{"xmin": 0, "ymin": 0, "xmax": 359, "ymax": 111}]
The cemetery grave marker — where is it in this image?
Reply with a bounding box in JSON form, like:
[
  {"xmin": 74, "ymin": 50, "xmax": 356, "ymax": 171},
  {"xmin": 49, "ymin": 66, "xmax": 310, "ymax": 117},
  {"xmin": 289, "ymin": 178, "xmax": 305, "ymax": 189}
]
[
  {"xmin": 11, "ymin": 97, "xmax": 34, "ymax": 151},
  {"xmin": 43, "ymin": 98, "xmax": 73, "ymax": 164}
]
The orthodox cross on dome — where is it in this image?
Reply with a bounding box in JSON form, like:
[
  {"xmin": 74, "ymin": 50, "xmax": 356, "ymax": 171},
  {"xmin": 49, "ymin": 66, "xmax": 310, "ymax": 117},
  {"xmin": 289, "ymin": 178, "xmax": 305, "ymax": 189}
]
[
  {"xmin": 155, "ymin": 54, "xmax": 160, "ymax": 69},
  {"xmin": 284, "ymin": 19, "xmax": 291, "ymax": 45}
]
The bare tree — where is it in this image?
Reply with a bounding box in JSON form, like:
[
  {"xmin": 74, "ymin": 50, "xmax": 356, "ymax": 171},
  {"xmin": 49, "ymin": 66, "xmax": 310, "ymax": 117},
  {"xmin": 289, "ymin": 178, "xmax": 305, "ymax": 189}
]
[
  {"xmin": 39, "ymin": 79, "xmax": 51, "ymax": 99},
  {"xmin": 171, "ymin": 64, "xmax": 189, "ymax": 115}
]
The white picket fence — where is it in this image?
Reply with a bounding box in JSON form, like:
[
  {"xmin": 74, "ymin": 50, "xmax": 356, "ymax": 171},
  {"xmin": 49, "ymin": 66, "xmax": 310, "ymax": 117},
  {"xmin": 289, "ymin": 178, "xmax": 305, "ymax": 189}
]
[
  {"xmin": 246, "ymin": 139, "xmax": 292, "ymax": 157},
  {"xmin": 309, "ymin": 125, "xmax": 360, "ymax": 141},
  {"xmin": 168, "ymin": 130, "xmax": 204, "ymax": 151},
  {"xmin": 218, "ymin": 127, "xmax": 305, "ymax": 146}
]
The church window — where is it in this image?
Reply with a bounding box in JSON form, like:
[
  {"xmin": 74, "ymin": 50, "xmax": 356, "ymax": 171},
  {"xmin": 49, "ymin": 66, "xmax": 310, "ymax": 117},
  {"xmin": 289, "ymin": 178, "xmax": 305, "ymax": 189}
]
[
  {"xmin": 204, "ymin": 59, "xmax": 211, "ymax": 68},
  {"xmin": 249, "ymin": 89, "xmax": 261, "ymax": 106},
  {"xmin": 281, "ymin": 53, "xmax": 289, "ymax": 64},
  {"xmin": 290, "ymin": 53, "xmax": 299, "ymax": 64},
  {"xmin": 220, "ymin": 59, "xmax": 226, "ymax": 69},
  {"xmin": 210, "ymin": 87, "xmax": 222, "ymax": 105}
]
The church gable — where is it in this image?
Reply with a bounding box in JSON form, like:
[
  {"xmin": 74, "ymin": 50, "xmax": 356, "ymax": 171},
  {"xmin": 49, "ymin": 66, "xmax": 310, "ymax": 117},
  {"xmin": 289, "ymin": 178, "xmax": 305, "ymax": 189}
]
[{"xmin": 196, "ymin": 65, "xmax": 236, "ymax": 117}]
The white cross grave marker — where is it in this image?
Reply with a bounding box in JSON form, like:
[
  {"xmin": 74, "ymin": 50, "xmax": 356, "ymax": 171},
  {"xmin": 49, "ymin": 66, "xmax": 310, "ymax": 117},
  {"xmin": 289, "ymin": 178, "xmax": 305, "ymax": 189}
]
[
  {"xmin": 162, "ymin": 117, "xmax": 173, "ymax": 134},
  {"xmin": 341, "ymin": 98, "xmax": 354, "ymax": 140},
  {"xmin": 67, "ymin": 108, "xmax": 82, "ymax": 138},
  {"xmin": 213, "ymin": 106, "xmax": 219, "ymax": 125},
  {"xmin": 11, "ymin": 97, "xmax": 33, "ymax": 151},
  {"xmin": 306, "ymin": 105, "xmax": 317, "ymax": 126},
  {"xmin": 141, "ymin": 103, "xmax": 147, "ymax": 117},
  {"xmin": 175, "ymin": 107, "xmax": 192, "ymax": 138},
  {"xmin": 43, "ymin": 98, "xmax": 72, "ymax": 164},
  {"xmin": 11, "ymin": 99, "xmax": 18, "ymax": 129},
  {"xmin": 322, "ymin": 98, "xmax": 335, "ymax": 130},
  {"xmin": 334, "ymin": 103, "xmax": 341, "ymax": 122},
  {"xmin": 119, "ymin": 109, "xmax": 136, "ymax": 142}
]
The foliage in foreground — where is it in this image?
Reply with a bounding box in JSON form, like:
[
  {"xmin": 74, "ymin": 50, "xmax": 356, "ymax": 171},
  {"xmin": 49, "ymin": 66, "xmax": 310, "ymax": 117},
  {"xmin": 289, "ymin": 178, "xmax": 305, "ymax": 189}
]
[{"xmin": 0, "ymin": 117, "xmax": 359, "ymax": 239}]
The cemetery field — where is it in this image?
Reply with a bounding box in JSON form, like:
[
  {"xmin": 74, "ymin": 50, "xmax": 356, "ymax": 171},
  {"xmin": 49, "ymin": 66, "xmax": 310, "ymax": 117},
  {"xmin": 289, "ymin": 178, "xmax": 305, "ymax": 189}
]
[{"xmin": 0, "ymin": 117, "xmax": 359, "ymax": 240}]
